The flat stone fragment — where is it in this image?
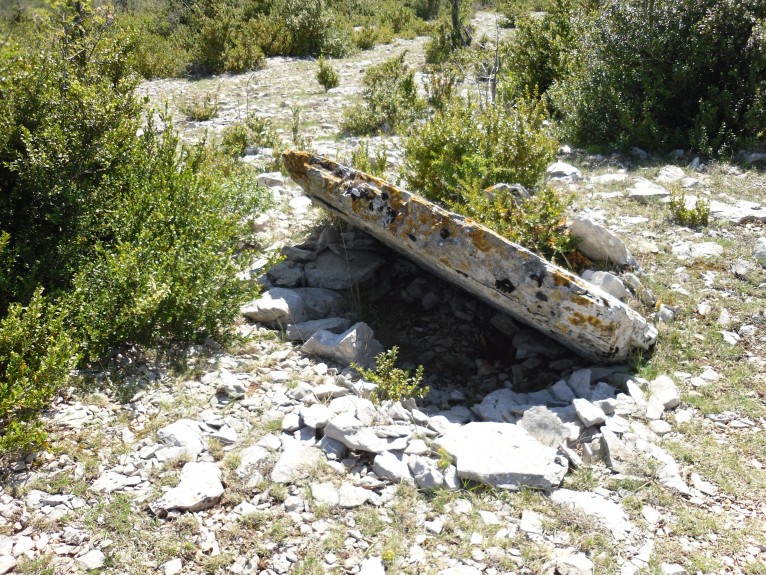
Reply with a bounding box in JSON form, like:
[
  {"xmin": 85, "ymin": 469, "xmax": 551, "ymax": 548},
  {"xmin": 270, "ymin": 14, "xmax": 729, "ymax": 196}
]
[
  {"xmin": 435, "ymin": 422, "xmax": 567, "ymax": 491},
  {"xmin": 0, "ymin": 556, "xmax": 16, "ymax": 575},
  {"xmin": 302, "ymin": 322, "xmax": 383, "ymax": 368},
  {"xmin": 372, "ymin": 451, "xmax": 415, "ymax": 484},
  {"xmin": 671, "ymin": 242, "xmax": 724, "ymax": 261},
  {"xmin": 285, "ymin": 318, "xmax": 352, "ymax": 342},
  {"xmin": 76, "ymin": 549, "xmax": 106, "ymax": 571},
  {"xmin": 358, "ymin": 557, "xmax": 385, "ymax": 575},
  {"xmin": 628, "ymin": 178, "xmax": 670, "ymax": 202},
  {"xmin": 710, "ymin": 200, "xmax": 766, "ymax": 224},
  {"xmin": 568, "ymin": 216, "xmax": 630, "ymax": 265},
  {"xmin": 550, "ymin": 489, "xmax": 634, "ymax": 540},
  {"xmin": 271, "ymin": 446, "xmax": 324, "ymax": 483},
  {"xmin": 283, "ymin": 151, "xmax": 656, "ymax": 363},
  {"xmin": 648, "ymin": 375, "xmax": 680, "ymax": 409},
  {"xmin": 151, "ymin": 462, "xmax": 224, "ymax": 516},
  {"xmin": 439, "ymin": 567, "xmax": 482, "ymax": 575},
  {"xmin": 520, "ymin": 406, "xmax": 571, "ymax": 448},
  {"xmin": 572, "ymin": 398, "xmax": 607, "ymax": 427}
]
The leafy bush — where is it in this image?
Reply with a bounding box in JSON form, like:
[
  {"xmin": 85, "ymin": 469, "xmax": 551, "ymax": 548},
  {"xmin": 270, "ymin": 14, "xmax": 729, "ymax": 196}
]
[
  {"xmin": 498, "ymin": 0, "xmax": 551, "ymax": 28},
  {"xmin": 670, "ymin": 193, "xmax": 710, "ymax": 228},
  {"xmin": 550, "ymin": 0, "xmax": 766, "ymax": 154},
  {"xmin": 499, "ymin": 0, "xmax": 587, "ymax": 99},
  {"xmin": 402, "ymin": 95, "xmax": 556, "ymax": 204},
  {"xmin": 350, "ymin": 140, "xmax": 388, "ymax": 177},
  {"xmin": 316, "ymin": 55, "xmax": 340, "ymax": 92},
  {"xmin": 341, "ymin": 52, "xmax": 426, "ymax": 135},
  {"xmin": 0, "ymin": 0, "xmax": 271, "ymax": 457},
  {"xmin": 220, "ymin": 113, "xmax": 282, "ymax": 158},
  {"xmin": 402, "ymin": 95, "xmax": 577, "ymax": 263},
  {"xmin": 0, "ymin": 289, "xmax": 77, "ymax": 464},
  {"xmin": 423, "ymin": 64, "xmax": 462, "ymax": 111},
  {"xmin": 179, "ymin": 91, "xmax": 220, "ymax": 121},
  {"xmin": 353, "ymin": 346, "xmax": 428, "ymax": 404}
]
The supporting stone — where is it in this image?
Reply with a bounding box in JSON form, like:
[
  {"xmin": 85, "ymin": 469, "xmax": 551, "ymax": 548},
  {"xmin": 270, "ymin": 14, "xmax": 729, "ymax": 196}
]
[{"xmin": 282, "ymin": 150, "xmax": 657, "ymax": 363}]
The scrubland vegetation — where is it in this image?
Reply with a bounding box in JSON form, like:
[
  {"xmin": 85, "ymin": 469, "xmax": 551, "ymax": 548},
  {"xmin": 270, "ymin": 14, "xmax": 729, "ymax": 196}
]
[{"xmin": 1, "ymin": 0, "xmax": 765, "ymax": 461}]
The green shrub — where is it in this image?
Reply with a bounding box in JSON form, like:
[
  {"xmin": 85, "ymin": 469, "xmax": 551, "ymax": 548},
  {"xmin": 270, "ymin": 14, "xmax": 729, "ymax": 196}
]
[
  {"xmin": 402, "ymin": 95, "xmax": 556, "ymax": 204},
  {"xmin": 179, "ymin": 91, "xmax": 220, "ymax": 121},
  {"xmin": 498, "ymin": 0, "xmax": 551, "ymax": 28},
  {"xmin": 402, "ymin": 95, "xmax": 577, "ymax": 263},
  {"xmin": 550, "ymin": 0, "xmax": 766, "ymax": 154},
  {"xmin": 350, "ymin": 140, "xmax": 388, "ymax": 177},
  {"xmin": 65, "ymin": 131, "xmax": 270, "ymax": 361},
  {"xmin": 499, "ymin": 0, "xmax": 587, "ymax": 100},
  {"xmin": 316, "ymin": 55, "xmax": 340, "ymax": 92},
  {"xmin": 220, "ymin": 113, "xmax": 282, "ymax": 158},
  {"xmin": 0, "ymin": 289, "xmax": 77, "ymax": 464},
  {"xmin": 353, "ymin": 346, "xmax": 428, "ymax": 404},
  {"xmin": 341, "ymin": 52, "xmax": 426, "ymax": 135},
  {"xmin": 424, "ymin": 64, "xmax": 462, "ymax": 111},
  {"xmin": 424, "ymin": 20, "xmax": 454, "ymax": 64},
  {"xmin": 670, "ymin": 192, "xmax": 710, "ymax": 228}
]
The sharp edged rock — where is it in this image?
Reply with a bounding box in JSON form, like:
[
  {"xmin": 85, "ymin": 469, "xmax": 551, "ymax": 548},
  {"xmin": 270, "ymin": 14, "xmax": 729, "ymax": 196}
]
[{"xmin": 435, "ymin": 422, "xmax": 567, "ymax": 490}]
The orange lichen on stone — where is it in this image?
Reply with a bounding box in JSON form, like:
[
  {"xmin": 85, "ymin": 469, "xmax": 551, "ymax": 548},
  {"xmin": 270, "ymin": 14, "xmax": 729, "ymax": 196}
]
[{"xmin": 467, "ymin": 227, "xmax": 494, "ymax": 253}]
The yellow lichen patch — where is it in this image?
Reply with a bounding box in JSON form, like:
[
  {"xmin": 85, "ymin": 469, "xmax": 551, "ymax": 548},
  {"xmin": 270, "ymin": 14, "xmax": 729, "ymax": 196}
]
[
  {"xmin": 569, "ymin": 294, "xmax": 593, "ymax": 307},
  {"xmin": 552, "ymin": 271, "xmax": 573, "ymax": 288},
  {"xmin": 568, "ymin": 311, "xmax": 616, "ymax": 334},
  {"xmin": 466, "ymin": 227, "xmax": 494, "ymax": 253}
]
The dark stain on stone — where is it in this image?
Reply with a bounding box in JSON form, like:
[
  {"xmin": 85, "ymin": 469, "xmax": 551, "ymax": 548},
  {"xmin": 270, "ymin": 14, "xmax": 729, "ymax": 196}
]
[
  {"xmin": 407, "ymin": 234, "xmax": 417, "ymax": 242},
  {"xmin": 440, "ymin": 228, "xmax": 450, "ymax": 239},
  {"xmin": 535, "ymin": 291, "xmax": 548, "ymax": 302},
  {"xmin": 495, "ymin": 279, "xmax": 516, "ymax": 293},
  {"xmin": 381, "ymin": 192, "xmax": 389, "ymax": 201},
  {"xmin": 529, "ymin": 270, "xmax": 546, "ymax": 288}
]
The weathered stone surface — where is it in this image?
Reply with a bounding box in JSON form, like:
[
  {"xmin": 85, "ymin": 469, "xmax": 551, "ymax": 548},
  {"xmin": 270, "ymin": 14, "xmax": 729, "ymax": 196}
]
[
  {"xmin": 242, "ymin": 287, "xmax": 347, "ymax": 324},
  {"xmin": 285, "ymin": 317, "xmax": 352, "ymax": 342},
  {"xmin": 271, "ymin": 445, "xmax": 324, "ymax": 483},
  {"xmin": 0, "ymin": 556, "xmax": 16, "ymax": 575},
  {"xmin": 581, "ymin": 271, "xmax": 631, "ymax": 301},
  {"xmin": 648, "ymin": 375, "xmax": 680, "ymax": 410},
  {"xmin": 568, "ymin": 216, "xmax": 630, "ymax": 266},
  {"xmin": 373, "ymin": 451, "xmax": 415, "ymax": 484},
  {"xmin": 304, "ymin": 249, "xmax": 384, "ymax": 289},
  {"xmin": 550, "ymin": 489, "xmax": 634, "ymax": 540},
  {"xmin": 302, "ymin": 322, "xmax": 383, "ymax": 367},
  {"xmin": 76, "ymin": 549, "xmax": 106, "ymax": 571},
  {"xmin": 627, "ymin": 178, "xmax": 670, "ymax": 202},
  {"xmin": 151, "ymin": 462, "xmax": 224, "ymax": 516},
  {"xmin": 435, "ymin": 422, "xmax": 567, "ymax": 490},
  {"xmin": 283, "ymin": 151, "xmax": 656, "ymax": 363},
  {"xmin": 710, "ymin": 200, "xmax": 766, "ymax": 224}
]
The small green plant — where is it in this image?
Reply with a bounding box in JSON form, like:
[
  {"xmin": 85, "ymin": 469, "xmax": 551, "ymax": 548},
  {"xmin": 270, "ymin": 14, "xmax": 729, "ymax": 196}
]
[
  {"xmin": 353, "ymin": 346, "xmax": 428, "ymax": 404},
  {"xmin": 315, "ymin": 55, "xmax": 340, "ymax": 92},
  {"xmin": 341, "ymin": 52, "xmax": 426, "ymax": 135},
  {"xmin": 220, "ymin": 113, "xmax": 282, "ymax": 158},
  {"xmin": 670, "ymin": 192, "xmax": 710, "ymax": 227},
  {"xmin": 0, "ymin": 289, "xmax": 77, "ymax": 464},
  {"xmin": 178, "ymin": 91, "xmax": 219, "ymax": 121},
  {"xmin": 350, "ymin": 140, "xmax": 388, "ymax": 177}
]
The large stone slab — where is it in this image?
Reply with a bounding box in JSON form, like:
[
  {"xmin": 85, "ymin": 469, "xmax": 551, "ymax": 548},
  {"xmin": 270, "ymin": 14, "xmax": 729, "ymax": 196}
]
[
  {"xmin": 435, "ymin": 422, "xmax": 567, "ymax": 490},
  {"xmin": 283, "ymin": 151, "xmax": 657, "ymax": 363}
]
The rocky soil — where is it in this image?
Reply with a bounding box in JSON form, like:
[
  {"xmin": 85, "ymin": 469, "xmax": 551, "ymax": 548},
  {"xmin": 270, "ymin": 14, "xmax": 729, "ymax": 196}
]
[{"xmin": 3, "ymin": 12, "xmax": 766, "ymax": 575}]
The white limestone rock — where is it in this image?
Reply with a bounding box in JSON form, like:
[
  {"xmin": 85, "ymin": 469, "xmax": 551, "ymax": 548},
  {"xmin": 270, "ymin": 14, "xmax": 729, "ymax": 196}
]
[
  {"xmin": 550, "ymin": 489, "xmax": 634, "ymax": 540},
  {"xmin": 568, "ymin": 217, "xmax": 630, "ymax": 266},
  {"xmin": 151, "ymin": 462, "xmax": 224, "ymax": 516},
  {"xmin": 572, "ymin": 398, "xmax": 607, "ymax": 427},
  {"xmin": 285, "ymin": 318, "xmax": 352, "ymax": 342},
  {"xmin": 157, "ymin": 419, "xmax": 205, "ymax": 459},
  {"xmin": 302, "ymin": 322, "xmax": 383, "ymax": 368},
  {"xmin": 581, "ymin": 271, "xmax": 632, "ymax": 301},
  {"xmin": 628, "ymin": 179, "xmax": 670, "ymax": 202},
  {"xmin": 648, "ymin": 375, "xmax": 680, "ymax": 410},
  {"xmin": 271, "ymin": 445, "xmax": 324, "ymax": 484},
  {"xmin": 372, "ymin": 451, "xmax": 415, "ymax": 484},
  {"xmin": 436, "ymin": 422, "xmax": 567, "ymax": 490}
]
